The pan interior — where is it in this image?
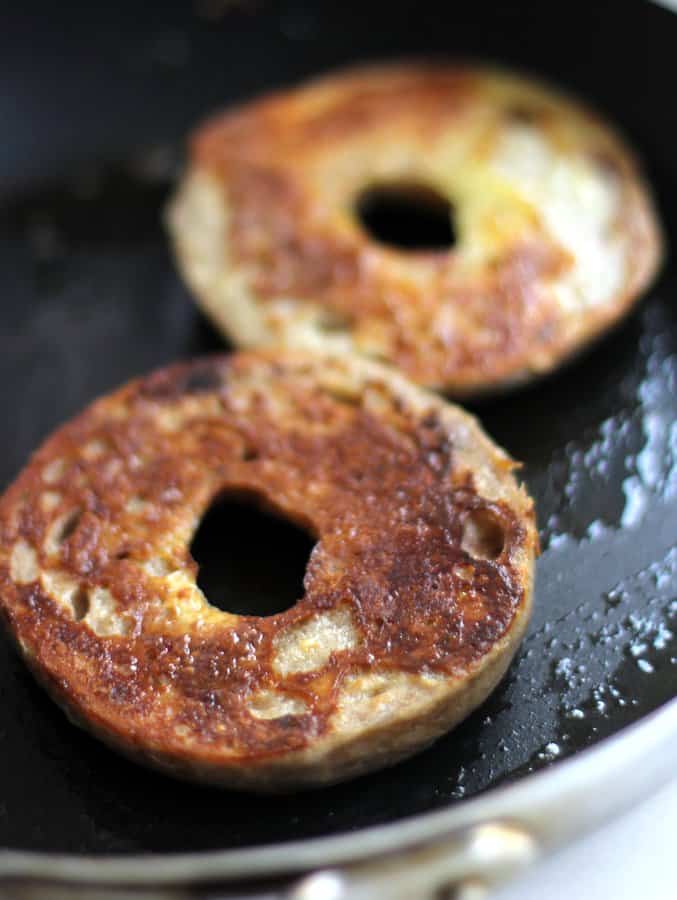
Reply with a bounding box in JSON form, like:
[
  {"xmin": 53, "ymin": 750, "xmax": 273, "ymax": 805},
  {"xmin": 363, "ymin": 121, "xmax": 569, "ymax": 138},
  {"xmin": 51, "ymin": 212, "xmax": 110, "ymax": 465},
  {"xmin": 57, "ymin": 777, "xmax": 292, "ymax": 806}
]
[
  {"xmin": 191, "ymin": 494, "xmax": 315, "ymax": 618},
  {"xmin": 0, "ymin": 0, "xmax": 675, "ymax": 858}
]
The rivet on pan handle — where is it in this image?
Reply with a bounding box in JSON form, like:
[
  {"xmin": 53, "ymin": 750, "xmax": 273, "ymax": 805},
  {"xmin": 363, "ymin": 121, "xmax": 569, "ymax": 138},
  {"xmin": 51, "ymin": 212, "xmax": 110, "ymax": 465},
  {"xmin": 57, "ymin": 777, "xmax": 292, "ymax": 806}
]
[{"xmin": 287, "ymin": 822, "xmax": 539, "ymax": 900}]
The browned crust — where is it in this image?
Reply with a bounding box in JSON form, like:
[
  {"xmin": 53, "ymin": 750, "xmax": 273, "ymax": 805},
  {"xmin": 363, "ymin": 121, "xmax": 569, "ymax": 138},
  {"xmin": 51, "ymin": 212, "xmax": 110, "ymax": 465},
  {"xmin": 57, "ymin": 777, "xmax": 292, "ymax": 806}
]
[
  {"xmin": 0, "ymin": 351, "xmax": 537, "ymax": 788},
  {"xmin": 176, "ymin": 62, "xmax": 663, "ymax": 394}
]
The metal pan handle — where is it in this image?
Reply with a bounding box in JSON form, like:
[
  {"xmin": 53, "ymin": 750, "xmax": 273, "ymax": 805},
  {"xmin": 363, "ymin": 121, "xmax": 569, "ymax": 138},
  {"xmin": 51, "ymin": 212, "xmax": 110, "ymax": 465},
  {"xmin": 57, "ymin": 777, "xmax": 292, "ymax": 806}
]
[
  {"xmin": 0, "ymin": 823, "xmax": 537, "ymax": 900},
  {"xmin": 3, "ymin": 701, "xmax": 676, "ymax": 900},
  {"xmin": 287, "ymin": 821, "xmax": 538, "ymax": 900}
]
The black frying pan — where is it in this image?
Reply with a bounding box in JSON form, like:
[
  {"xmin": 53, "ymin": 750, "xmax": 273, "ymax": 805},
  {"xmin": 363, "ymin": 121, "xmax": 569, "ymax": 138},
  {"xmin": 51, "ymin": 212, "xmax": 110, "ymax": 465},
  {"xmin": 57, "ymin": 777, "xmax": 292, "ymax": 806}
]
[{"xmin": 0, "ymin": 0, "xmax": 675, "ymax": 894}]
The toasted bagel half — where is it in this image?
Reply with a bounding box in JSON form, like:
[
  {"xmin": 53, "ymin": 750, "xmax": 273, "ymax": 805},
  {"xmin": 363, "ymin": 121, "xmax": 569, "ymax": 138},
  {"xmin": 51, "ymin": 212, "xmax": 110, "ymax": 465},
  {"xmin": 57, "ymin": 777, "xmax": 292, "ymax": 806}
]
[
  {"xmin": 168, "ymin": 63, "xmax": 662, "ymax": 395},
  {"xmin": 0, "ymin": 351, "xmax": 537, "ymax": 789}
]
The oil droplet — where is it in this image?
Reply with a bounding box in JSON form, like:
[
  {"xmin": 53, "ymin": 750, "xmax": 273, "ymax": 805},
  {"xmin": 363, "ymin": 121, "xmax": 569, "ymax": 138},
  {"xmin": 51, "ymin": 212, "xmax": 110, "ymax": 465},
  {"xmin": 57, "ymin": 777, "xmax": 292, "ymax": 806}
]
[{"xmin": 537, "ymin": 742, "xmax": 562, "ymax": 761}]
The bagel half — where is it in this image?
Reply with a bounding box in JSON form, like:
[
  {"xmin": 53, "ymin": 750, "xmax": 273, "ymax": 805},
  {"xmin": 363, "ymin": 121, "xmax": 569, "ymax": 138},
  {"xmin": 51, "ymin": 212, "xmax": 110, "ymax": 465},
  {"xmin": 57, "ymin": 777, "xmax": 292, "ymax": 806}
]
[
  {"xmin": 168, "ymin": 63, "xmax": 662, "ymax": 395},
  {"xmin": 0, "ymin": 351, "xmax": 537, "ymax": 790}
]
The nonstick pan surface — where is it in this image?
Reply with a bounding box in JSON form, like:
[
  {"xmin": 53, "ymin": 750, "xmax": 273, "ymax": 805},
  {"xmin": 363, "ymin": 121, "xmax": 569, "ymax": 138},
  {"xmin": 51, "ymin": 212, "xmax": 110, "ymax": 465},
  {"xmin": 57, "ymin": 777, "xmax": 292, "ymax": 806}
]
[{"xmin": 0, "ymin": 0, "xmax": 675, "ymax": 858}]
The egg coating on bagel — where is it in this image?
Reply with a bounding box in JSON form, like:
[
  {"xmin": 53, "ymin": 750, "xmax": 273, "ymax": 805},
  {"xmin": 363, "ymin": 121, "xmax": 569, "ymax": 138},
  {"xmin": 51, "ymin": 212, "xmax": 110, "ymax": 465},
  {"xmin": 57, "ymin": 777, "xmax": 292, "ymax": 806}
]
[
  {"xmin": 0, "ymin": 351, "xmax": 536, "ymax": 789},
  {"xmin": 168, "ymin": 63, "xmax": 662, "ymax": 395}
]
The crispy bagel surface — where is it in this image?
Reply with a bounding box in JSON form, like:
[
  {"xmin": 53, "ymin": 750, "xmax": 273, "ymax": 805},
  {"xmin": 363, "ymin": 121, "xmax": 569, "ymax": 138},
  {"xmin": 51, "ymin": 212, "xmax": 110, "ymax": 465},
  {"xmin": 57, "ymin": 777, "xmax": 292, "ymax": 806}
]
[
  {"xmin": 0, "ymin": 352, "xmax": 537, "ymax": 789},
  {"xmin": 169, "ymin": 63, "xmax": 662, "ymax": 395}
]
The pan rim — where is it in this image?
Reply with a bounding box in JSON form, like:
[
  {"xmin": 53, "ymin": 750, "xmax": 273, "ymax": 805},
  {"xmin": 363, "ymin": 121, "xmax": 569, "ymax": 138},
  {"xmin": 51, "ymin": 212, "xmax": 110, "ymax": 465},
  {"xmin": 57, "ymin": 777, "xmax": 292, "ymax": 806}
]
[{"xmin": 0, "ymin": 696, "xmax": 674, "ymax": 887}]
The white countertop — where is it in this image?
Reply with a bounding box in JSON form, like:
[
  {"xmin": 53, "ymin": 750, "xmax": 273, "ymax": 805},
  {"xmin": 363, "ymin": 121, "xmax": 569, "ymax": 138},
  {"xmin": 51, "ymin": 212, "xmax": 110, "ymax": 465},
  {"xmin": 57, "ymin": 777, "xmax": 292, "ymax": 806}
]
[{"xmin": 496, "ymin": 776, "xmax": 677, "ymax": 900}]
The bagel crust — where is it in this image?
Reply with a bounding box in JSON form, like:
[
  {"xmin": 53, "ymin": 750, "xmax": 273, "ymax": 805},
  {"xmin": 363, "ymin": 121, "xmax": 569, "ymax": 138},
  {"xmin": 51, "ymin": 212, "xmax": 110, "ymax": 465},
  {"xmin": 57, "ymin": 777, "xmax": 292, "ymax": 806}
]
[
  {"xmin": 0, "ymin": 352, "xmax": 536, "ymax": 789},
  {"xmin": 168, "ymin": 63, "xmax": 662, "ymax": 395}
]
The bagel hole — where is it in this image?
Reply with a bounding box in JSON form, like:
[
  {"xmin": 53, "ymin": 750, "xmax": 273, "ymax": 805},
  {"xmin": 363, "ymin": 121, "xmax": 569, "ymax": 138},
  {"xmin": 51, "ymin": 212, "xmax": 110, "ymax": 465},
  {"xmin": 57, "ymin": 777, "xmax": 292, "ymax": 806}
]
[
  {"xmin": 461, "ymin": 509, "xmax": 505, "ymax": 561},
  {"xmin": 191, "ymin": 494, "xmax": 315, "ymax": 617},
  {"xmin": 356, "ymin": 180, "xmax": 455, "ymax": 251}
]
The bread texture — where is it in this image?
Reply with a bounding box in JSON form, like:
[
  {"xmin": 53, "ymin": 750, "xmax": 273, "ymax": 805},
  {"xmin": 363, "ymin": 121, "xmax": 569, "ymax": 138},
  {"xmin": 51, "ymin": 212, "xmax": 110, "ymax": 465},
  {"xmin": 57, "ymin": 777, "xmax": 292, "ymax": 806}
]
[
  {"xmin": 0, "ymin": 351, "xmax": 537, "ymax": 790},
  {"xmin": 168, "ymin": 63, "xmax": 662, "ymax": 395}
]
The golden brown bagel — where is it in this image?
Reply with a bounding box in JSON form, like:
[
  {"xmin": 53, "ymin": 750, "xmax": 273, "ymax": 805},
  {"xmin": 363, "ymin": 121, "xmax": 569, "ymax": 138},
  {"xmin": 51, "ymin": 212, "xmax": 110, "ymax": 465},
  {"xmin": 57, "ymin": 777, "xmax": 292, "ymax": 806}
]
[
  {"xmin": 0, "ymin": 351, "xmax": 537, "ymax": 790},
  {"xmin": 168, "ymin": 63, "xmax": 662, "ymax": 395}
]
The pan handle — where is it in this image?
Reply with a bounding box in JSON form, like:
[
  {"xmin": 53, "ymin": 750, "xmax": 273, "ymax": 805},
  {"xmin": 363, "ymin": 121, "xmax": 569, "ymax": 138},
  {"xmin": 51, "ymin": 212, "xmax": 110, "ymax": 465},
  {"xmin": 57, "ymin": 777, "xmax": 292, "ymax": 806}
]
[
  {"xmin": 4, "ymin": 701, "xmax": 677, "ymax": 899},
  {"xmin": 0, "ymin": 822, "xmax": 537, "ymax": 900},
  {"xmin": 287, "ymin": 821, "xmax": 538, "ymax": 900}
]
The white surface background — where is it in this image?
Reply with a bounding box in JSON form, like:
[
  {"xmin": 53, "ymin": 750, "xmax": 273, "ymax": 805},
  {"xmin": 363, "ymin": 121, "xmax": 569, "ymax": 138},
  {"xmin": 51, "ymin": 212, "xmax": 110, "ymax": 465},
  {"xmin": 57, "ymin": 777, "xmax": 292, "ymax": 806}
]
[
  {"xmin": 495, "ymin": 776, "xmax": 677, "ymax": 899},
  {"xmin": 498, "ymin": 3, "xmax": 677, "ymax": 897}
]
